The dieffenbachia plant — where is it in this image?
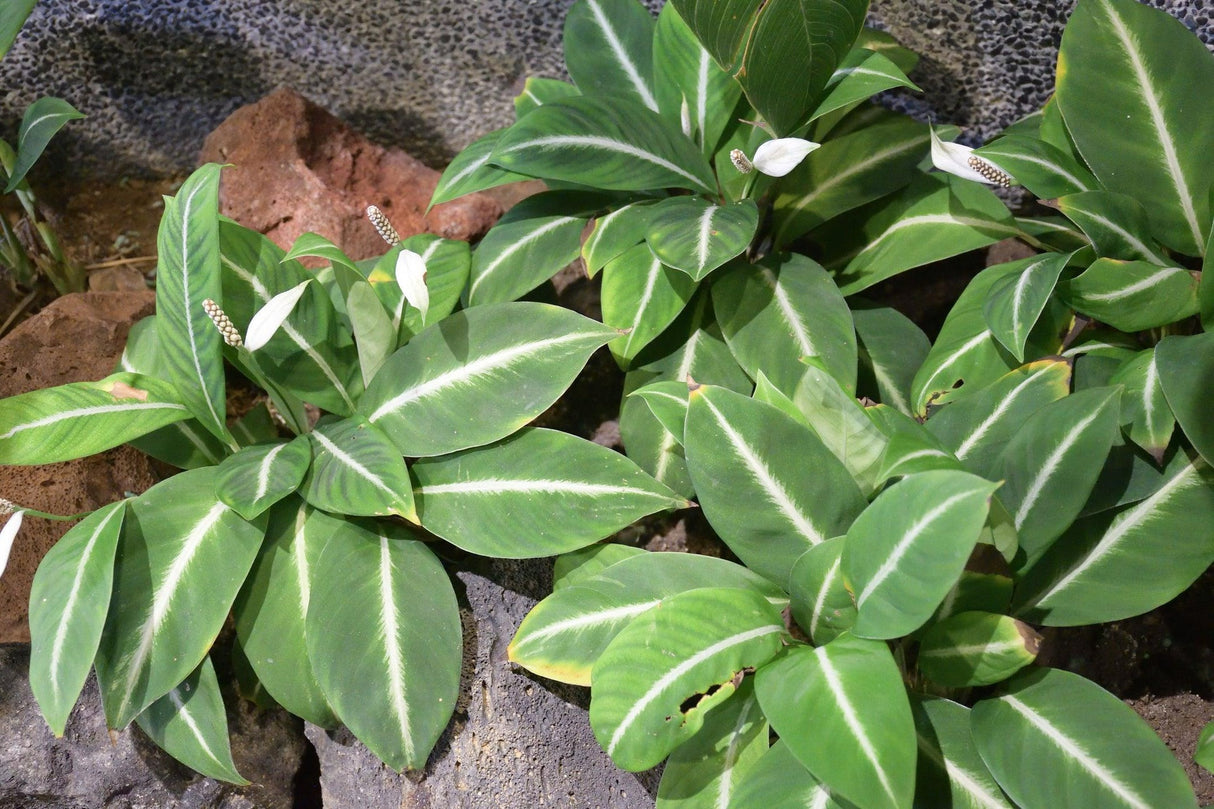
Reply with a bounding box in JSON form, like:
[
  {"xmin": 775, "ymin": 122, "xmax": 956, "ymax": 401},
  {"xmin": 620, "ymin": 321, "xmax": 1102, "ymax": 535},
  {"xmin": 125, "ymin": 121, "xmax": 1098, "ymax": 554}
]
[
  {"xmin": 507, "ymin": 0, "xmax": 1212, "ymax": 807},
  {"xmin": 0, "ymin": 162, "xmax": 687, "ymax": 779}
]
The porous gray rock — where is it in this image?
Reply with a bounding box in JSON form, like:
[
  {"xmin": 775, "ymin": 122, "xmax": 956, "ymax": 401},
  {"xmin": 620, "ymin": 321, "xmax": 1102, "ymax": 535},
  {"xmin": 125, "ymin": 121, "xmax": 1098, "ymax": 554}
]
[{"xmin": 4, "ymin": 0, "xmax": 1207, "ymax": 180}]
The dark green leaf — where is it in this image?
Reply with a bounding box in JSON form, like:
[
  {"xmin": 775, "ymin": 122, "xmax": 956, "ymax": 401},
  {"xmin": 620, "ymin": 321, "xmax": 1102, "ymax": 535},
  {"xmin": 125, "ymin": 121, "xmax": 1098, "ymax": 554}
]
[{"xmin": 4, "ymin": 97, "xmax": 84, "ymax": 192}]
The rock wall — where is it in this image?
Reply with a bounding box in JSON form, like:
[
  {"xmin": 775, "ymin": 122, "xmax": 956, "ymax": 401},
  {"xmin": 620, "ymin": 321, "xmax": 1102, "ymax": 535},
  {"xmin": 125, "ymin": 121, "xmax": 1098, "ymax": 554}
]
[{"xmin": 3, "ymin": 0, "xmax": 1208, "ymax": 181}]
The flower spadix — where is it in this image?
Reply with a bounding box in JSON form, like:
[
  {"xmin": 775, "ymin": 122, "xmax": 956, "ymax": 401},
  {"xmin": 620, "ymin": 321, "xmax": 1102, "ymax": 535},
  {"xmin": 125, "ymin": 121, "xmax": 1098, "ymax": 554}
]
[
  {"xmin": 395, "ymin": 249, "xmax": 429, "ymax": 323},
  {"xmin": 929, "ymin": 126, "xmax": 1015, "ymax": 187},
  {"xmin": 245, "ymin": 280, "xmax": 311, "ymax": 351},
  {"xmin": 730, "ymin": 138, "xmax": 820, "ymax": 177}
]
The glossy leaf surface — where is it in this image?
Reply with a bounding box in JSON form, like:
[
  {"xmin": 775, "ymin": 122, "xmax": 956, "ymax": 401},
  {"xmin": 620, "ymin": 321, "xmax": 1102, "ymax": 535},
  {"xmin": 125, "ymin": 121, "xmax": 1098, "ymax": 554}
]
[
  {"xmin": 645, "ymin": 197, "xmax": 758, "ymax": 281},
  {"xmin": 214, "ymin": 438, "xmax": 311, "ymax": 521},
  {"xmin": 302, "ymin": 417, "xmax": 415, "ymax": 520}
]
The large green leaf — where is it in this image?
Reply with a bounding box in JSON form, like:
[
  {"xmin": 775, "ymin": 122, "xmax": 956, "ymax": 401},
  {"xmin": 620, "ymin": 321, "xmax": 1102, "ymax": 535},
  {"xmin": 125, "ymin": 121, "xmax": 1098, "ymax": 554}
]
[
  {"xmin": 982, "ymin": 252, "xmax": 1071, "ymax": 363},
  {"xmin": 1016, "ymin": 450, "xmax": 1214, "ymax": 625},
  {"xmin": 233, "ymin": 499, "xmax": 337, "ymax": 729},
  {"xmin": 601, "ymin": 243, "xmax": 697, "ymax": 366},
  {"xmin": 214, "ymin": 438, "xmax": 311, "ymax": 521},
  {"xmin": 972, "ymin": 134, "xmax": 1099, "ymax": 200},
  {"xmin": 755, "ymin": 636, "xmax": 916, "ymax": 809},
  {"xmin": 134, "ymin": 657, "xmax": 247, "ymax": 784},
  {"xmin": 428, "ymin": 128, "xmax": 532, "ymax": 207},
  {"xmin": 1109, "ymin": 349, "xmax": 1174, "ymax": 462},
  {"xmin": 685, "ymin": 385, "xmax": 867, "ymax": 585},
  {"xmin": 564, "ymin": 0, "xmax": 659, "ymax": 111},
  {"xmin": 153, "ymin": 164, "xmax": 232, "ymax": 446},
  {"xmin": 971, "ymin": 668, "xmax": 1198, "ymax": 808},
  {"xmin": 789, "ymin": 360, "xmax": 888, "ymax": 496},
  {"xmin": 359, "ymin": 302, "xmax": 616, "ymax": 457},
  {"xmin": 713, "ymin": 253, "xmax": 857, "ymax": 396},
  {"xmin": 582, "ymin": 200, "xmax": 659, "ymax": 276},
  {"xmin": 918, "ymin": 612, "xmax": 1040, "ymax": 688},
  {"xmin": 845, "ymin": 470, "xmax": 998, "ymax": 639},
  {"xmin": 302, "ymin": 416, "xmax": 416, "ymax": 520},
  {"xmin": 3, "ymin": 97, "xmax": 84, "ymax": 192},
  {"xmin": 852, "ymin": 303, "xmax": 930, "ymax": 416},
  {"xmin": 552, "ymin": 542, "xmax": 646, "ymax": 591},
  {"xmin": 1154, "ymin": 331, "xmax": 1214, "ymax": 467},
  {"xmin": 788, "ymin": 538, "xmax": 856, "ymax": 646},
  {"xmin": 491, "ymin": 96, "xmax": 716, "ymax": 194},
  {"xmin": 1053, "ymin": 191, "xmax": 1170, "ymax": 264},
  {"xmin": 1055, "ymin": 0, "xmax": 1213, "ymax": 255},
  {"xmin": 510, "ymin": 551, "xmax": 784, "ymax": 686},
  {"xmin": 94, "ymin": 468, "xmax": 264, "ymax": 728},
  {"xmin": 0, "ymin": 373, "xmax": 188, "ymax": 464},
  {"xmin": 0, "ymin": 0, "xmax": 37, "ymax": 59},
  {"xmin": 306, "ymin": 520, "xmax": 460, "ymax": 772},
  {"xmin": 513, "ymin": 76, "xmax": 581, "ymax": 119},
  {"xmin": 1064, "ymin": 258, "xmax": 1199, "ymax": 331},
  {"xmin": 912, "ymin": 697, "xmax": 1014, "ymax": 809},
  {"xmin": 645, "ymin": 197, "xmax": 758, "ymax": 281},
  {"xmin": 590, "ymin": 587, "xmax": 786, "ymax": 771},
  {"xmin": 668, "ymin": 0, "xmax": 868, "ymax": 136},
  {"xmin": 809, "ymin": 49, "xmax": 919, "ymax": 123},
  {"xmin": 728, "ymin": 740, "xmax": 858, "ymax": 809},
  {"xmin": 413, "ymin": 427, "xmax": 686, "ymax": 558},
  {"xmin": 654, "ymin": 3, "xmax": 743, "ymax": 155},
  {"xmin": 29, "ymin": 502, "xmax": 125, "ymax": 736}
]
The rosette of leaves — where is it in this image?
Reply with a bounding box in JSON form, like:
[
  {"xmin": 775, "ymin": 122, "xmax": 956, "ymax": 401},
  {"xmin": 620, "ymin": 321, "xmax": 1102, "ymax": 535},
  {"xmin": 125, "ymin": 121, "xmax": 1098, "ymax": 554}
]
[{"xmin": 0, "ymin": 163, "xmax": 688, "ymax": 779}]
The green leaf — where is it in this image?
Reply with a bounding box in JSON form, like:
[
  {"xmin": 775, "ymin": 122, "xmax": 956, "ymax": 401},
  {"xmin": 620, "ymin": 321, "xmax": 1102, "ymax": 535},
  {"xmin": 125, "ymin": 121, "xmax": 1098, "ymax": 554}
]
[
  {"xmin": 564, "ymin": 0, "xmax": 658, "ymax": 111},
  {"xmin": 1109, "ymin": 349, "xmax": 1174, "ymax": 462},
  {"xmin": 646, "ymin": 197, "xmax": 758, "ymax": 281},
  {"xmin": 996, "ymin": 389, "xmax": 1122, "ymax": 567},
  {"xmin": 1202, "ymin": 217, "xmax": 1214, "ymax": 328},
  {"xmin": 627, "ymin": 379, "xmax": 691, "ymax": 444},
  {"xmin": 973, "ymin": 134, "xmax": 1099, "ymax": 200},
  {"xmin": 94, "ymin": 468, "xmax": 264, "ymax": 728},
  {"xmin": 789, "ymin": 360, "xmax": 888, "ymax": 496},
  {"xmin": 912, "ymin": 697, "xmax": 1014, "ymax": 809},
  {"xmin": 134, "ymin": 657, "xmax": 247, "ymax": 784},
  {"xmin": 755, "ymin": 636, "xmax": 916, "ymax": 809},
  {"xmin": 346, "ymin": 280, "xmax": 396, "ymax": 387},
  {"xmin": 552, "ymin": 542, "xmax": 646, "ymax": 591},
  {"xmin": 513, "ymin": 76, "xmax": 581, "ymax": 119},
  {"xmin": 668, "ymin": 0, "xmax": 867, "ymax": 136},
  {"xmin": 1197, "ymin": 722, "xmax": 1214, "ymax": 775},
  {"xmin": 302, "ymin": 416, "xmax": 416, "ymax": 520},
  {"xmin": 282, "ymin": 232, "xmax": 364, "ymax": 297},
  {"xmin": 492, "ymin": 95, "xmax": 715, "ymax": 193},
  {"xmin": 1053, "ymin": 191, "xmax": 1170, "ymax": 264},
  {"xmin": 919, "ymin": 612, "xmax": 1040, "ymax": 688},
  {"xmin": 971, "ymin": 668, "xmax": 1198, "ymax": 809},
  {"xmin": 1155, "ymin": 331, "xmax": 1214, "ymax": 466},
  {"xmin": 713, "ymin": 253, "xmax": 857, "ymax": 396},
  {"xmin": 656, "ymin": 679, "xmax": 768, "ymax": 809},
  {"xmin": 0, "ymin": 372, "xmax": 189, "ymax": 465},
  {"xmin": 582, "ymin": 200, "xmax": 659, "ymax": 276},
  {"xmin": 590, "ymin": 587, "xmax": 787, "ymax": 771},
  {"xmin": 1016, "ymin": 450, "xmax": 1214, "ymax": 626},
  {"xmin": 788, "ymin": 538, "xmax": 856, "ymax": 646},
  {"xmin": 29, "ymin": 502, "xmax": 125, "ymax": 736},
  {"xmin": 810, "ymin": 49, "xmax": 920, "ymax": 122},
  {"xmin": 4, "ymin": 97, "xmax": 84, "ymax": 193},
  {"xmin": 654, "ymin": 3, "xmax": 743, "ymax": 155},
  {"xmin": 0, "ymin": 0, "xmax": 37, "ymax": 59},
  {"xmin": 982, "ymin": 252, "xmax": 1071, "ymax": 362},
  {"xmin": 826, "ymin": 173, "xmax": 1021, "ymax": 296},
  {"xmin": 728, "ymin": 740, "xmax": 857, "ymax": 809},
  {"xmin": 215, "ymin": 437, "xmax": 312, "ymax": 521},
  {"xmin": 686, "ymin": 385, "xmax": 867, "ymax": 585},
  {"xmin": 1064, "ymin": 258, "xmax": 1199, "ymax": 332},
  {"xmin": 413, "ymin": 427, "xmax": 685, "ymax": 558},
  {"xmin": 428, "ymin": 128, "xmax": 532, "ymax": 207},
  {"xmin": 233, "ymin": 500, "xmax": 338, "ymax": 728},
  {"xmin": 306, "ymin": 520, "xmax": 460, "ymax": 772},
  {"xmin": 602, "ymin": 243, "xmax": 697, "ymax": 366},
  {"xmin": 845, "ymin": 470, "xmax": 998, "ymax": 639},
  {"xmin": 852, "ymin": 303, "xmax": 930, "ymax": 416},
  {"xmin": 1055, "ymin": 0, "xmax": 1213, "ymax": 255},
  {"xmin": 360, "ymin": 302, "xmax": 616, "ymax": 457},
  {"xmin": 153, "ymin": 164, "xmax": 231, "ymax": 446},
  {"xmin": 511, "ymin": 551, "xmax": 783, "ymax": 686}
]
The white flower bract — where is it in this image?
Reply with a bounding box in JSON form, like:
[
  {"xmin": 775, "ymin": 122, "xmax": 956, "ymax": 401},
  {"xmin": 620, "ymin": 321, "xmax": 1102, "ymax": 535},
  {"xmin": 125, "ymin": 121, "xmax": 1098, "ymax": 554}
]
[
  {"xmin": 750, "ymin": 138, "xmax": 820, "ymax": 177},
  {"xmin": 245, "ymin": 280, "xmax": 311, "ymax": 351},
  {"xmin": 0, "ymin": 510, "xmax": 23, "ymax": 581},
  {"xmin": 929, "ymin": 126, "xmax": 1014, "ymax": 186},
  {"xmin": 395, "ymin": 249, "xmax": 430, "ymax": 323}
]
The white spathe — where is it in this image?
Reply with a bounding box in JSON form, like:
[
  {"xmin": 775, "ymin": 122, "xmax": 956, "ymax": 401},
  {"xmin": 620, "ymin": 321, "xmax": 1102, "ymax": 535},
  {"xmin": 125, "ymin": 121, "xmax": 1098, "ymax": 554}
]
[
  {"xmin": 395, "ymin": 249, "xmax": 430, "ymax": 323},
  {"xmin": 0, "ymin": 510, "xmax": 23, "ymax": 580},
  {"xmin": 750, "ymin": 138, "xmax": 820, "ymax": 177},
  {"xmin": 929, "ymin": 125, "xmax": 1013, "ymax": 185},
  {"xmin": 245, "ymin": 280, "xmax": 312, "ymax": 351}
]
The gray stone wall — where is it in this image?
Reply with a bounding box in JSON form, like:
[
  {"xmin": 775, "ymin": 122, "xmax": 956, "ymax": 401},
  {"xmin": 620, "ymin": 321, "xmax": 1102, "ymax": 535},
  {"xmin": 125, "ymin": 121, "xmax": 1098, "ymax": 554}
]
[{"xmin": 1, "ymin": 0, "xmax": 1209, "ymax": 181}]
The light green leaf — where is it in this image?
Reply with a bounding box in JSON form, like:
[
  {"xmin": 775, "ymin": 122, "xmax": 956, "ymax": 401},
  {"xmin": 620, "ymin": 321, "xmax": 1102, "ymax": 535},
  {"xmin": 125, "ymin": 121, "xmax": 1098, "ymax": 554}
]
[
  {"xmin": 281, "ymin": 232, "xmax": 364, "ymax": 297},
  {"xmin": 135, "ymin": 657, "xmax": 247, "ymax": 784},
  {"xmin": 306, "ymin": 520, "xmax": 461, "ymax": 772},
  {"xmin": 491, "ymin": 96, "xmax": 716, "ymax": 193},
  {"xmin": 302, "ymin": 416, "xmax": 415, "ymax": 521},
  {"xmin": 0, "ymin": 0, "xmax": 38, "ymax": 59},
  {"xmin": 29, "ymin": 502, "xmax": 125, "ymax": 736},
  {"xmin": 590, "ymin": 587, "xmax": 786, "ymax": 771},
  {"xmin": 1056, "ymin": 0, "xmax": 1213, "ymax": 254},
  {"xmin": 346, "ymin": 280, "xmax": 395, "ymax": 386},
  {"xmin": 94, "ymin": 468, "xmax": 264, "ymax": 728},
  {"xmin": 912, "ymin": 697, "xmax": 1014, "ymax": 809},
  {"xmin": 628, "ymin": 379, "xmax": 690, "ymax": 445},
  {"xmin": 790, "ymin": 360, "xmax": 888, "ymax": 496},
  {"xmin": 645, "ymin": 197, "xmax": 758, "ymax": 282},
  {"xmin": 845, "ymin": 470, "xmax": 998, "ymax": 639},
  {"xmin": 686, "ymin": 385, "xmax": 867, "ymax": 585},
  {"xmin": 713, "ymin": 253, "xmax": 857, "ymax": 396},
  {"xmin": 552, "ymin": 542, "xmax": 646, "ymax": 591},
  {"xmin": 973, "ymin": 134, "xmax": 1099, "ymax": 200},
  {"xmin": 214, "ymin": 437, "xmax": 311, "ymax": 522},
  {"xmin": 602, "ymin": 243, "xmax": 697, "ymax": 366},
  {"xmin": 1109, "ymin": 349, "xmax": 1174, "ymax": 462},
  {"xmin": 755, "ymin": 636, "xmax": 916, "ymax": 809},
  {"xmin": 582, "ymin": 200, "xmax": 658, "ymax": 276},
  {"xmin": 429, "ymin": 128, "xmax": 532, "ymax": 207},
  {"xmin": 1197, "ymin": 722, "xmax": 1214, "ymax": 774},
  {"xmin": 233, "ymin": 500, "xmax": 338, "ymax": 728},
  {"xmin": 360, "ymin": 302, "xmax": 616, "ymax": 457},
  {"xmin": 810, "ymin": 49, "xmax": 920, "ymax": 122},
  {"xmin": 4, "ymin": 97, "xmax": 84, "ymax": 192},
  {"xmin": 0, "ymin": 372, "xmax": 189, "ymax": 465},
  {"xmin": 1053, "ymin": 191, "xmax": 1170, "ymax": 263},
  {"xmin": 513, "ymin": 76, "xmax": 581, "ymax": 119},
  {"xmin": 728, "ymin": 740, "xmax": 857, "ymax": 809},
  {"xmin": 982, "ymin": 252, "xmax": 1070, "ymax": 362},
  {"xmin": 654, "ymin": 3, "xmax": 743, "ymax": 155},
  {"xmin": 1015, "ymin": 450, "xmax": 1214, "ymax": 626},
  {"xmin": 919, "ymin": 612, "xmax": 1040, "ymax": 688},
  {"xmin": 971, "ymin": 668, "xmax": 1198, "ymax": 809},
  {"xmin": 413, "ymin": 427, "xmax": 686, "ymax": 558},
  {"xmin": 788, "ymin": 538, "xmax": 856, "ymax": 646},
  {"xmin": 1064, "ymin": 258, "xmax": 1199, "ymax": 331},
  {"xmin": 564, "ymin": 0, "xmax": 658, "ymax": 111},
  {"xmin": 1155, "ymin": 331, "xmax": 1214, "ymax": 467},
  {"xmin": 511, "ymin": 551, "xmax": 783, "ymax": 686}
]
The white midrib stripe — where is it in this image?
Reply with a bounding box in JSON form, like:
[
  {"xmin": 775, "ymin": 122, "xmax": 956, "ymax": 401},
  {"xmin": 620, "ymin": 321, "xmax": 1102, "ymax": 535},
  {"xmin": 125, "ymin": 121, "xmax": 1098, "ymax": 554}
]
[
  {"xmin": 782, "ymin": 136, "xmax": 924, "ymax": 218},
  {"xmin": 168, "ymin": 687, "xmax": 227, "ymax": 770},
  {"xmin": 177, "ymin": 181, "xmax": 225, "ymax": 431},
  {"xmin": 1106, "ymin": 4, "xmax": 1202, "ymax": 248},
  {"xmin": 368, "ymin": 331, "xmax": 594, "ymax": 421},
  {"xmin": 868, "ymin": 354, "xmax": 911, "ymax": 414},
  {"xmin": 497, "ymin": 135, "xmax": 707, "ymax": 190},
  {"xmin": 716, "ymin": 696, "xmax": 759, "ymax": 809},
  {"xmin": 291, "ymin": 507, "xmax": 311, "ymax": 620},
  {"xmin": 695, "ymin": 51, "xmax": 709, "ymax": 146},
  {"xmin": 702, "ymin": 395, "xmax": 825, "ymax": 544},
  {"xmin": 587, "ymin": 0, "xmax": 659, "ymax": 112},
  {"xmin": 470, "ymin": 216, "xmax": 580, "ymax": 298},
  {"xmin": 853, "ymin": 215, "xmax": 1020, "ymax": 264},
  {"xmin": 0, "ymin": 401, "xmax": 188, "ymax": 440},
  {"xmin": 653, "ymin": 329, "xmax": 702, "ymax": 483},
  {"xmin": 996, "ymin": 149, "xmax": 1092, "ymax": 192},
  {"xmin": 1003, "ymin": 694, "xmax": 1152, "ymax": 809},
  {"xmin": 519, "ymin": 601, "xmax": 659, "ymax": 644},
  {"xmin": 955, "ymin": 369, "xmax": 1049, "ymax": 459},
  {"xmin": 1142, "ymin": 355, "xmax": 1160, "ymax": 438},
  {"xmin": 49, "ymin": 506, "xmax": 123, "ymax": 701},
  {"xmin": 1014, "ymin": 408, "xmax": 1104, "ymax": 529},
  {"xmin": 856, "ymin": 490, "xmax": 975, "ymax": 607},
  {"xmin": 606, "ymin": 624, "xmax": 784, "ymax": 756},
  {"xmin": 809, "ymin": 556, "xmax": 843, "ymax": 639},
  {"xmin": 116, "ymin": 502, "xmax": 228, "ymax": 719},
  {"xmin": 623, "ymin": 255, "xmax": 663, "ymax": 357},
  {"xmin": 1068, "ymin": 208, "xmax": 1167, "ymax": 263},
  {"xmin": 1028, "ymin": 459, "xmax": 1203, "ymax": 606},
  {"xmin": 420, "ymin": 478, "xmax": 671, "ymax": 499},
  {"xmin": 808, "ymin": 786, "xmax": 831, "ymax": 809},
  {"xmin": 378, "ymin": 537, "xmax": 414, "ymax": 762},
  {"xmin": 439, "ymin": 151, "xmax": 492, "ymax": 194},
  {"xmin": 816, "ymin": 647, "xmax": 899, "ymax": 805},
  {"xmin": 915, "ymin": 731, "xmax": 1010, "ymax": 809},
  {"xmin": 311, "ymin": 430, "xmax": 400, "ymax": 501},
  {"xmin": 920, "ymin": 638, "xmax": 1025, "ymax": 658},
  {"xmin": 695, "ymin": 206, "xmax": 716, "ymax": 271},
  {"xmin": 890, "ymin": 447, "xmax": 952, "ymax": 470},
  {"xmin": 914, "ymin": 330, "xmax": 993, "ymax": 411},
  {"xmin": 1079, "ymin": 265, "xmax": 1187, "ymax": 303},
  {"xmin": 759, "ymin": 267, "xmax": 816, "ymax": 359},
  {"xmin": 1009, "ymin": 257, "xmax": 1052, "ymax": 346},
  {"xmin": 254, "ymin": 444, "xmax": 288, "ymax": 501}
]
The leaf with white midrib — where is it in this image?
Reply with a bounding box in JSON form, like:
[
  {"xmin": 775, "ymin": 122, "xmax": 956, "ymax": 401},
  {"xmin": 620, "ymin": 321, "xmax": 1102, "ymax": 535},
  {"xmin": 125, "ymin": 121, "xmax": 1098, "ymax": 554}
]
[{"xmin": 302, "ymin": 417, "xmax": 415, "ymax": 520}]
